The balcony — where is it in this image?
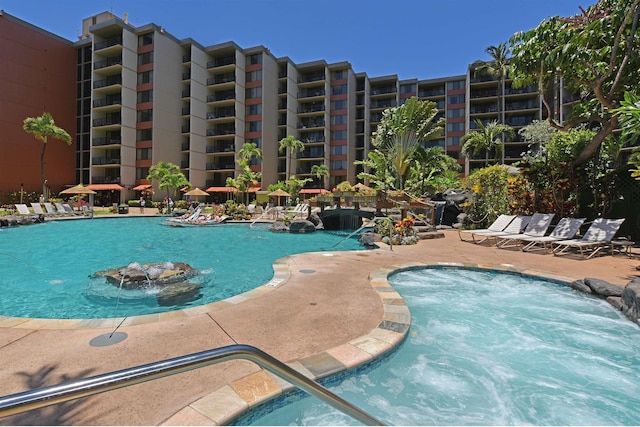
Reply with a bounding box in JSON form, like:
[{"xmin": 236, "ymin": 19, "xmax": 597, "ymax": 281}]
[
  {"xmin": 181, "ymin": 125, "xmax": 190, "ymax": 133},
  {"xmin": 94, "ymin": 56, "xmax": 122, "ymax": 70},
  {"xmin": 419, "ymin": 88, "xmax": 446, "ymax": 97},
  {"xmin": 93, "ymin": 116, "xmax": 121, "ymax": 127},
  {"xmin": 94, "ymin": 36, "xmax": 123, "ymax": 51},
  {"xmin": 298, "ymin": 103, "xmax": 325, "ymax": 114},
  {"xmin": 181, "ymin": 142, "xmax": 190, "ymax": 151},
  {"xmin": 298, "ymin": 73, "xmax": 325, "ymax": 84},
  {"xmin": 207, "ymin": 56, "xmax": 235, "ymax": 69},
  {"xmin": 92, "ymin": 175, "xmax": 121, "ymax": 184},
  {"xmin": 207, "ymin": 90, "xmax": 235, "ymax": 102},
  {"xmin": 93, "ymin": 96, "xmax": 122, "ymax": 108},
  {"xmin": 93, "ymin": 75, "xmax": 122, "ymax": 89},
  {"xmin": 298, "ymin": 88, "xmax": 325, "ymax": 99},
  {"xmin": 207, "ymin": 108, "xmax": 235, "ymax": 119},
  {"xmin": 371, "ymin": 100, "xmax": 397, "ymax": 109},
  {"xmin": 207, "ymin": 73, "xmax": 235, "ymax": 86},
  {"xmin": 370, "ymin": 86, "xmax": 397, "ymax": 96},
  {"xmin": 297, "ymin": 149, "xmax": 325, "ymax": 159},
  {"xmin": 92, "ymin": 157, "xmax": 121, "ymax": 165},
  {"xmin": 297, "ymin": 119, "xmax": 325, "ymax": 129},
  {"xmin": 92, "ymin": 137, "xmax": 121, "ymax": 146},
  {"xmin": 206, "ymin": 126, "xmax": 235, "ymax": 136}
]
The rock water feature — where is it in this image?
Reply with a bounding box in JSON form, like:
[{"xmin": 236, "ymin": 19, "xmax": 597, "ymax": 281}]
[
  {"xmin": 92, "ymin": 262, "xmax": 202, "ymax": 306},
  {"xmin": 571, "ymin": 277, "xmax": 640, "ymax": 324}
]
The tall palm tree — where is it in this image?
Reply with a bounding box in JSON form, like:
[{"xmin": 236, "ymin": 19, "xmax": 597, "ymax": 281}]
[
  {"xmin": 147, "ymin": 161, "xmax": 191, "ymax": 204},
  {"xmin": 461, "ymin": 120, "xmax": 515, "ymax": 167},
  {"xmin": 23, "ymin": 112, "xmax": 72, "ymax": 199},
  {"xmin": 310, "ymin": 164, "xmax": 329, "ymax": 188},
  {"xmin": 475, "ymin": 43, "xmax": 510, "ymax": 163},
  {"xmin": 278, "ymin": 135, "xmax": 305, "ymax": 180},
  {"xmin": 237, "ymin": 141, "xmax": 263, "ymax": 165}
]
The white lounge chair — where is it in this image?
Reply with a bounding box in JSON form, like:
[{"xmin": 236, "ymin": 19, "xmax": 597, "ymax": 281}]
[
  {"xmin": 43, "ymin": 202, "xmax": 60, "ymax": 216},
  {"xmin": 14, "ymin": 204, "xmax": 32, "ymax": 215},
  {"xmin": 55, "ymin": 202, "xmax": 69, "ymax": 214},
  {"xmin": 495, "ymin": 213, "xmax": 555, "ymax": 249},
  {"xmin": 30, "ymin": 203, "xmax": 46, "ymax": 215},
  {"xmin": 62, "ymin": 203, "xmax": 75, "ymax": 214},
  {"xmin": 552, "ymin": 218, "xmax": 625, "ymax": 259},
  {"xmin": 520, "ymin": 217, "xmax": 586, "ymax": 253},
  {"xmin": 458, "ymin": 214, "xmax": 516, "ymax": 242},
  {"xmin": 468, "ymin": 215, "xmax": 531, "ymax": 244}
]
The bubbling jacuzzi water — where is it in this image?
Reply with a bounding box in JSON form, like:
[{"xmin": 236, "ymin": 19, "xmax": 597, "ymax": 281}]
[{"xmin": 249, "ymin": 267, "xmax": 640, "ymax": 426}]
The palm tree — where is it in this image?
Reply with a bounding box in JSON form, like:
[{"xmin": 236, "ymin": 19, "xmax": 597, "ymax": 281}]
[
  {"xmin": 23, "ymin": 112, "xmax": 72, "ymax": 199},
  {"xmin": 475, "ymin": 43, "xmax": 510, "ymax": 163},
  {"xmin": 237, "ymin": 141, "xmax": 263, "ymax": 165},
  {"xmin": 310, "ymin": 164, "xmax": 329, "ymax": 187},
  {"xmin": 278, "ymin": 135, "xmax": 305, "ymax": 180},
  {"xmin": 147, "ymin": 161, "xmax": 191, "ymax": 205},
  {"xmin": 461, "ymin": 120, "xmax": 515, "ymax": 167}
]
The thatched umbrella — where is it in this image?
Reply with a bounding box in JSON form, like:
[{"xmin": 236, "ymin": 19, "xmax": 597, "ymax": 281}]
[
  {"xmin": 268, "ymin": 188, "xmax": 291, "ymax": 206},
  {"xmin": 184, "ymin": 187, "xmax": 209, "ymax": 203},
  {"xmin": 60, "ymin": 184, "xmax": 96, "ymax": 211}
]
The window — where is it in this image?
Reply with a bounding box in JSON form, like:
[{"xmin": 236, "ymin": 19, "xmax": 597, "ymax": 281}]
[
  {"xmin": 246, "ymin": 70, "xmax": 262, "ymax": 82},
  {"xmin": 137, "ymin": 90, "xmax": 153, "ymax": 103},
  {"xmin": 332, "ymin": 84, "xmax": 348, "ymax": 95},
  {"xmin": 331, "ymin": 115, "xmax": 348, "ymax": 125},
  {"xmin": 245, "ymin": 104, "xmax": 262, "ymax": 115},
  {"xmin": 248, "ymin": 53, "xmax": 262, "ymax": 65},
  {"xmin": 136, "ymin": 167, "xmax": 150, "ymax": 180},
  {"xmin": 138, "ymin": 52, "xmax": 153, "ymax": 65},
  {"xmin": 447, "ymin": 122, "xmax": 465, "ymax": 132},
  {"xmin": 331, "ymin": 130, "xmax": 347, "ymax": 140},
  {"xmin": 331, "ymin": 160, "xmax": 347, "ymax": 170},
  {"xmin": 245, "ymin": 87, "xmax": 262, "ymax": 99},
  {"xmin": 331, "ymin": 100, "xmax": 347, "ymax": 110},
  {"xmin": 332, "ymin": 70, "xmax": 346, "ymax": 80},
  {"xmin": 331, "ymin": 145, "xmax": 347, "ymax": 155},
  {"xmin": 447, "ymin": 80, "xmax": 465, "ymax": 90},
  {"xmin": 137, "ymin": 109, "xmax": 153, "ymax": 123},
  {"xmin": 448, "ymin": 94, "xmax": 465, "ymax": 104},
  {"xmin": 245, "ymin": 121, "xmax": 262, "ymax": 132},
  {"xmin": 446, "ymin": 136, "xmax": 462, "ymax": 146},
  {"xmin": 137, "ymin": 70, "xmax": 153, "ymax": 84},
  {"xmin": 446, "ymin": 108, "xmax": 464, "ymax": 118},
  {"xmin": 136, "ymin": 129, "xmax": 152, "ymax": 141},
  {"xmin": 136, "ymin": 148, "xmax": 152, "ymax": 160},
  {"xmin": 138, "ymin": 33, "xmax": 153, "ymax": 46},
  {"xmin": 400, "ymin": 84, "xmax": 416, "ymax": 94}
]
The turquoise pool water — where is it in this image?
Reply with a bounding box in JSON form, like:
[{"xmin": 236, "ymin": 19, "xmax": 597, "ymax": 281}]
[
  {"xmin": 0, "ymin": 217, "xmax": 365, "ymax": 319},
  {"xmin": 249, "ymin": 268, "xmax": 640, "ymax": 426}
]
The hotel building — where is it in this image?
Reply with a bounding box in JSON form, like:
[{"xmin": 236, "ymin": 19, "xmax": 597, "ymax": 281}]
[{"xmin": 1, "ymin": 10, "xmax": 552, "ymax": 201}]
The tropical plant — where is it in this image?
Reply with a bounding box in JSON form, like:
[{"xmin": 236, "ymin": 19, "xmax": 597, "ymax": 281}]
[
  {"xmin": 611, "ymin": 91, "xmax": 640, "ymax": 180},
  {"xmin": 461, "ymin": 164, "xmax": 510, "ymax": 228},
  {"xmin": 372, "ymin": 97, "xmax": 445, "ymax": 191},
  {"xmin": 278, "ymin": 135, "xmax": 305, "ymax": 180},
  {"xmin": 231, "ymin": 142, "xmax": 263, "ymax": 204},
  {"xmin": 474, "ymin": 43, "xmax": 510, "ymax": 125},
  {"xmin": 518, "ymin": 119, "xmax": 557, "ymax": 153},
  {"xmin": 147, "ymin": 161, "xmax": 190, "ymax": 202},
  {"xmin": 461, "ymin": 119, "xmax": 515, "ymax": 166},
  {"xmin": 237, "ymin": 141, "xmax": 263, "ymax": 165},
  {"xmin": 23, "ymin": 112, "xmax": 72, "ymax": 199},
  {"xmin": 509, "ymin": 0, "xmax": 640, "ymax": 165},
  {"xmin": 310, "ymin": 163, "xmax": 329, "ymax": 187},
  {"xmin": 406, "ymin": 146, "xmax": 461, "ymax": 196}
]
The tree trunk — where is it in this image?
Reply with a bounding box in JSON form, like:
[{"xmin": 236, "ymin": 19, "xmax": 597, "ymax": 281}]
[
  {"xmin": 574, "ymin": 117, "xmax": 618, "ymax": 165},
  {"xmin": 41, "ymin": 139, "xmax": 48, "ymax": 199}
]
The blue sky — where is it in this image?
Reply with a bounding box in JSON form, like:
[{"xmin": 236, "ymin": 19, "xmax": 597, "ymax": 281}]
[{"xmin": 3, "ymin": 0, "xmax": 588, "ymax": 79}]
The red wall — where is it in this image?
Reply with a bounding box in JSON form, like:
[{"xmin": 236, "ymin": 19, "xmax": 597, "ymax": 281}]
[{"xmin": 0, "ymin": 13, "xmax": 77, "ymax": 197}]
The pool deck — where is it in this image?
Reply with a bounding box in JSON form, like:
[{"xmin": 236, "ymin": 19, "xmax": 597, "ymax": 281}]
[{"xmin": 0, "ymin": 218, "xmax": 639, "ymax": 425}]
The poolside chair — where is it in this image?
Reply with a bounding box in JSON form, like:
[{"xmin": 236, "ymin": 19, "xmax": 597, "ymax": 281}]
[
  {"xmin": 62, "ymin": 203, "xmax": 76, "ymax": 214},
  {"xmin": 551, "ymin": 218, "xmax": 625, "ymax": 259},
  {"xmin": 519, "ymin": 217, "xmax": 586, "ymax": 253},
  {"xmin": 30, "ymin": 202, "xmax": 47, "ymax": 216},
  {"xmin": 55, "ymin": 202, "xmax": 69, "ymax": 214},
  {"xmin": 43, "ymin": 202, "xmax": 60, "ymax": 216},
  {"xmin": 14, "ymin": 204, "xmax": 32, "ymax": 215},
  {"xmin": 458, "ymin": 214, "xmax": 516, "ymax": 242},
  {"xmin": 461, "ymin": 215, "xmax": 530, "ymax": 244},
  {"xmin": 495, "ymin": 213, "xmax": 555, "ymax": 249}
]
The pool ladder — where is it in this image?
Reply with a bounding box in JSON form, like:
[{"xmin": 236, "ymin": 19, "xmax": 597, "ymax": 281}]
[{"xmin": 0, "ymin": 344, "xmax": 384, "ymax": 425}]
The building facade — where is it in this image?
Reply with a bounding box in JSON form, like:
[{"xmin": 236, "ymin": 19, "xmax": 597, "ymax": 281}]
[{"xmin": 3, "ymin": 10, "xmax": 559, "ymax": 202}]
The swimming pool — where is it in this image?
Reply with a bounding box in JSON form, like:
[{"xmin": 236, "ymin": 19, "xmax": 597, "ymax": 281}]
[
  {"xmin": 248, "ymin": 267, "xmax": 640, "ymax": 426},
  {"xmin": 0, "ymin": 217, "xmax": 365, "ymax": 319}
]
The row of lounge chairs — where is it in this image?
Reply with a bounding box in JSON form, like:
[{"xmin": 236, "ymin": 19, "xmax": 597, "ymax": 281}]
[
  {"xmin": 15, "ymin": 202, "xmax": 82, "ymax": 217},
  {"xmin": 459, "ymin": 213, "xmax": 626, "ymax": 259}
]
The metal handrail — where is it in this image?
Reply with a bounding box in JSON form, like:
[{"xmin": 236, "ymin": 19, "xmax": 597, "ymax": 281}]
[{"xmin": 0, "ymin": 344, "xmax": 384, "ymax": 425}]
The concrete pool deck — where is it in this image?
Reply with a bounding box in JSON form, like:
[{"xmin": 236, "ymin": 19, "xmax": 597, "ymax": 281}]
[{"xmin": 0, "ymin": 227, "xmax": 638, "ymax": 425}]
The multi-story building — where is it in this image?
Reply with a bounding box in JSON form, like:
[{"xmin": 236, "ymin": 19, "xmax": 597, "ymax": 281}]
[{"xmin": 2, "ymin": 10, "xmax": 559, "ymax": 203}]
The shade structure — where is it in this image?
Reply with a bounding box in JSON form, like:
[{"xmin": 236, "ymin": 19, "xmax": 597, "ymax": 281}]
[
  {"xmin": 184, "ymin": 187, "xmax": 209, "ymax": 203},
  {"xmin": 132, "ymin": 184, "xmax": 152, "ymax": 191},
  {"xmin": 268, "ymin": 188, "xmax": 291, "ymax": 206},
  {"xmin": 86, "ymin": 184, "xmax": 124, "ymax": 191},
  {"xmin": 353, "ymin": 183, "xmax": 373, "ymax": 192},
  {"xmin": 205, "ymin": 186, "xmax": 237, "ymax": 193},
  {"xmin": 60, "ymin": 184, "xmax": 97, "ymax": 195},
  {"xmin": 299, "ymin": 188, "xmax": 329, "ymax": 194}
]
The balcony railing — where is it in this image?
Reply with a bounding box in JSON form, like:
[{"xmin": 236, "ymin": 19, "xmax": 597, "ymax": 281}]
[
  {"xmin": 93, "ymin": 117, "xmax": 121, "ymax": 127},
  {"xmin": 94, "ymin": 36, "xmax": 122, "ymax": 51},
  {"xmin": 93, "ymin": 76, "xmax": 122, "ymax": 89},
  {"xmin": 370, "ymin": 86, "xmax": 397, "ymax": 95},
  {"xmin": 92, "ymin": 137, "xmax": 121, "ymax": 146},
  {"xmin": 207, "ymin": 91, "xmax": 235, "ymax": 102},
  {"xmin": 419, "ymin": 88, "xmax": 446, "ymax": 97},
  {"xmin": 93, "ymin": 97, "xmax": 122, "ymax": 108},
  {"xmin": 298, "ymin": 89, "xmax": 325, "ymax": 98},
  {"xmin": 207, "ymin": 56, "xmax": 235, "ymax": 68},
  {"xmin": 94, "ymin": 56, "xmax": 122, "ymax": 70},
  {"xmin": 298, "ymin": 73, "xmax": 325, "ymax": 84},
  {"xmin": 92, "ymin": 157, "xmax": 121, "ymax": 165},
  {"xmin": 298, "ymin": 104, "xmax": 325, "ymax": 113},
  {"xmin": 297, "ymin": 119, "xmax": 325, "ymax": 129},
  {"xmin": 92, "ymin": 176, "xmax": 121, "ymax": 184}
]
